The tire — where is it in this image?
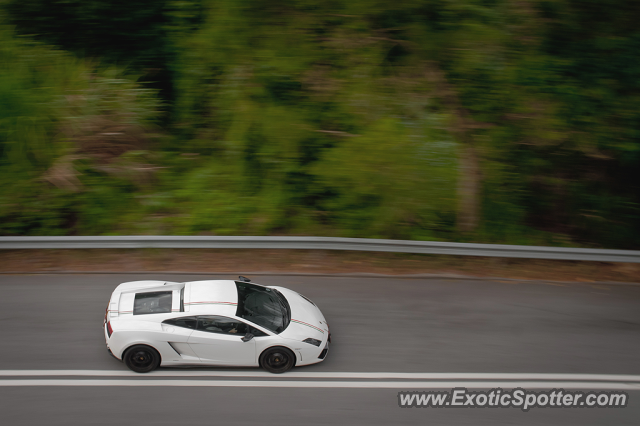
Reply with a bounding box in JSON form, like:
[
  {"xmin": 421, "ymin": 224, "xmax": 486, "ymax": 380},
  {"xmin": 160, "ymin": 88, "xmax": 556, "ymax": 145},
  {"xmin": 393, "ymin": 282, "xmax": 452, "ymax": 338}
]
[
  {"xmin": 260, "ymin": 347, "xmax": 295, "ymax": 374},
  {"xmin": 123, "ymin": 345, "xmax": 161, "ymax": 373}
]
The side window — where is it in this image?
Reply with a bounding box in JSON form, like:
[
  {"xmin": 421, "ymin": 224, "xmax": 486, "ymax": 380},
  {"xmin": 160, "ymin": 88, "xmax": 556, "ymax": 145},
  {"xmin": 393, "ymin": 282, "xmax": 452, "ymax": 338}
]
[
  {"xmin": 247, "ymin": 325, "xmax": 268, "ymax": 337},
  {"xmin": 163, "ymin": 316, "xmax": 197, "ymax": 329},
  {"xmin": 197, "ymin": 316, "xmax": 248, "ymax": 335}
]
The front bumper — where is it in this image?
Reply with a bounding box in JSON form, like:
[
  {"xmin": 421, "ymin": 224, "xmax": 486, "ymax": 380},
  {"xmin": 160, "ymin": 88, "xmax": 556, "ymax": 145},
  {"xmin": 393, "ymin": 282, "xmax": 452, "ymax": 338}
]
[{"xmin": 318, "ymin": 338, "xmax": 330, "ymax": 359}]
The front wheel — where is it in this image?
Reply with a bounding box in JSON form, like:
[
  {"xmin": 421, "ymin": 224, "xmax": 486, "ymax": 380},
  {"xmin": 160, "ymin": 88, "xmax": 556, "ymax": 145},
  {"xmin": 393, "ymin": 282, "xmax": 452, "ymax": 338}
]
[
  {"xmin": 260, "ymin": 347, "xmax": 295, "ymax": 374},
  {"xmin": 123, "ymin": 345, "xmax": 161, "ymax": 373}
]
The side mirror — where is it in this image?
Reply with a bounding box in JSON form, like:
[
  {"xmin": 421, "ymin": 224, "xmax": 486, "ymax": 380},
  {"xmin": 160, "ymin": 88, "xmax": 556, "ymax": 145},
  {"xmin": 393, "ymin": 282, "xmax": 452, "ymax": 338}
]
[{"xmin": 241, "ymin": 333, "xmax": 254, "ymax": 342}]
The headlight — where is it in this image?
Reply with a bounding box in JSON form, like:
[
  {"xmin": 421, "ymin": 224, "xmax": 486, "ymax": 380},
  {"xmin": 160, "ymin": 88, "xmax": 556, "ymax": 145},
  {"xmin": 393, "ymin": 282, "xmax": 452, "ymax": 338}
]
[{"xmin": 302, "ymin": 338, "xmax": 322, "ymax": 347}]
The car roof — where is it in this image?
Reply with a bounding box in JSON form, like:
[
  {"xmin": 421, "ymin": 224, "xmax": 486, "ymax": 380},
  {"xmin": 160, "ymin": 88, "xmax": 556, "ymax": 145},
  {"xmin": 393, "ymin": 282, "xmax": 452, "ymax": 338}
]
[
  {"xmin": 110, "ymin": 279, "xmax": 241, "ymax": 320},
  {"xmin": 184, "ymin": 280, "xmax": 239, "ymax": 316}
]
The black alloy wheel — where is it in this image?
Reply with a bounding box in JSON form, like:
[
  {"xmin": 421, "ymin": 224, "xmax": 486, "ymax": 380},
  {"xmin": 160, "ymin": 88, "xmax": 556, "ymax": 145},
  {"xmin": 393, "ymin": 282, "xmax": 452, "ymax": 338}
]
[
  {"xmin": 260, "ymin": 347, "xmax": 295, "ymax": 374},
  {"xmin": 123, "ymin": 345, "xmax": 161, "ymax": 373}
]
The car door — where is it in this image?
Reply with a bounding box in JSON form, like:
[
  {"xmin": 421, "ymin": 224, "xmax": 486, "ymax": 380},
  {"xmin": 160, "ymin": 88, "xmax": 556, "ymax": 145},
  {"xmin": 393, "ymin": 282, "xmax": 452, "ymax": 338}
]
[
  {"xmin": 161, "ymin": 316, "xmax": 200, "ymax": 362},
  {"xmin": 187, "ymin": 316, "xmax": 257, "ymax": 366}
]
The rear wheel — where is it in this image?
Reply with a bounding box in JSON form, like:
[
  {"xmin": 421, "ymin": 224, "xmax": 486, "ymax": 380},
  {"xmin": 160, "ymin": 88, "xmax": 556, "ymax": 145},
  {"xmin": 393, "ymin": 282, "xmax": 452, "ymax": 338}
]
[
  {"xmin": 123, "ymin": 345, "xmax": 161, "ymax": 373},
  {"xmin": 260, "ymin": 347, "xmax": 295, "ymax": 374}
]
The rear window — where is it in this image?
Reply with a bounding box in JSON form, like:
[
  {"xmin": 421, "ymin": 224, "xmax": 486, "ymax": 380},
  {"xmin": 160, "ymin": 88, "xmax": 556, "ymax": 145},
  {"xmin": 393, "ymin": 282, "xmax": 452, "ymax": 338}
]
[{"xmin": 134, "ymin": 291, "xmax": 173, "ymax": 315}]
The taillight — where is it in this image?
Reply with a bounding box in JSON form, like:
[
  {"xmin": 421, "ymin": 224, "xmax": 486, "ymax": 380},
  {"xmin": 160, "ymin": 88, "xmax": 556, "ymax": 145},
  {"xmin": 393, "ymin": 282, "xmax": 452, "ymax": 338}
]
[{"xmin": 106, "ymin": 321, "xmax": 113, "ymax": 338}]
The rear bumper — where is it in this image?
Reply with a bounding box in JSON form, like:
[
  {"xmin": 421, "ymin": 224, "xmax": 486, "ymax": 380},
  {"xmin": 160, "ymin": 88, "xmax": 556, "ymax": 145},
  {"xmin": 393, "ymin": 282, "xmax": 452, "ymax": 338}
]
[
  {"xmin": 107, "ymin": 347, "xmax": 121, "ymax": 361},
  {"xmin": 104, "ymin": 323, "xmax": 121, "ymax": 360}
]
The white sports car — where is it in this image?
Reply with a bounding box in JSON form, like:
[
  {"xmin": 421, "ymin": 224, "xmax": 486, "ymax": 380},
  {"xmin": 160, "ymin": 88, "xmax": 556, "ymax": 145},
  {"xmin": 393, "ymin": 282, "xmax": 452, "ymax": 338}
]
[{"xmin": 104, "ymin": 276, "xmax": 330, "ymax": 374}]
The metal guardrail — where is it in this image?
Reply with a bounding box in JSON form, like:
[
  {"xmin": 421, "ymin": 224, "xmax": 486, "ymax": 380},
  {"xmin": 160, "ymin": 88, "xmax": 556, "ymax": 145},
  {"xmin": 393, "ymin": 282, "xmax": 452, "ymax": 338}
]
[{"xmin": 0, "ymin": 236, "xmax": 638, "ymax": 263}]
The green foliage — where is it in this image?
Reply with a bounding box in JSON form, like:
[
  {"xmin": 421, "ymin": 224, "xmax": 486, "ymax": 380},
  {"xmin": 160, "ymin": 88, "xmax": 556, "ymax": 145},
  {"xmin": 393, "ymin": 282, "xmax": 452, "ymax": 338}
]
[
  {"xmin": 0, "ymin": 23, "xmax": 163, "ymax": 235},
  {"xmin": 164, "ymin": 0, "xmax": 461, "ymax": 238},
  {"xmin": 3, "ymin": 0, "xmax": 205, "ymax": 104},
  {"xmin": 0, "ymin": 1, "xmax": 639, "ymax": 247}
]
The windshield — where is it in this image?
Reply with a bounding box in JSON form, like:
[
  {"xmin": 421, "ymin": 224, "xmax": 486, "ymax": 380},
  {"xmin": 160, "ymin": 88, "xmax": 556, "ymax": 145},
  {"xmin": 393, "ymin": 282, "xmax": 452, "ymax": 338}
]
[{"xmin": 235, "ymin": 282, "xmax": 291, "ymax": 333}]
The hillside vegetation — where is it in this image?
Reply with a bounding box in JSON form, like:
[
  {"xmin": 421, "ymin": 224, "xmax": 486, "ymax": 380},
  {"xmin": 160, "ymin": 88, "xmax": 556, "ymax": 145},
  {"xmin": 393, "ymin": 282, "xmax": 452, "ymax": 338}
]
[{"xmin": 1, "ymin": 0, "xmax": 639, "ymax": 248}]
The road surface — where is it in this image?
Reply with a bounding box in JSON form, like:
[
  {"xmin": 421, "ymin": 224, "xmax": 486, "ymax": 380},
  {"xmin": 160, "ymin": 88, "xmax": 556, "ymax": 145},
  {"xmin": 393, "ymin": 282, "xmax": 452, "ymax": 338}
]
[{"xmin": 0, "ymin": 274, "xmax": 638, "ymax": 425}]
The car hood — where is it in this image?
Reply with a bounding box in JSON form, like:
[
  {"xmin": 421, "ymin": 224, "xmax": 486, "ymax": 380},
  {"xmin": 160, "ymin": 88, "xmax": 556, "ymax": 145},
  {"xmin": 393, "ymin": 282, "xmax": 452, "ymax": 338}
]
[{"xmin": 270, "ymin": 286, "xmax": 328, "ymax": 341}]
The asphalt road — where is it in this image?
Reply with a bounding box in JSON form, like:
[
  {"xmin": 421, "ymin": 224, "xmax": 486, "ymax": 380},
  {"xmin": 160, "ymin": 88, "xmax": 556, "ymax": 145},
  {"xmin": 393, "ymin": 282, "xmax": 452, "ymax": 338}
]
[{"xmin": 0, "ymin": 273, "xmax": 639, "ymax": 425}]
